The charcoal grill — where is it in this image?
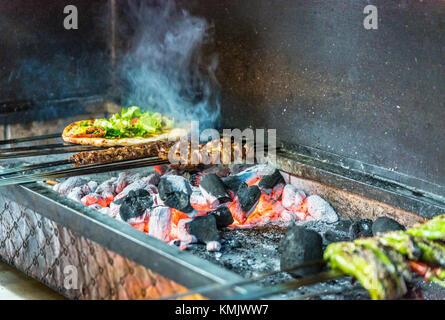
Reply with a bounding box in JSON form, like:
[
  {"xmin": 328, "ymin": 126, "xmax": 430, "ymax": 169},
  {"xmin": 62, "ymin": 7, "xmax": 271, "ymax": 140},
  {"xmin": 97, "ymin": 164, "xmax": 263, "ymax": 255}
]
[{"xmin": 0, "ymin": 0, "xmax": 444, "ymax": 300}]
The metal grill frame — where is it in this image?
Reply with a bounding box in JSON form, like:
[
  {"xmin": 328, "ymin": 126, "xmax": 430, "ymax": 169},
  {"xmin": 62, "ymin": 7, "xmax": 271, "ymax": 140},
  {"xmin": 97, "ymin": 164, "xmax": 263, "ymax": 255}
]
[{"xmin": 0, "ymin": 182, "xmax": 259, "ymax": 299}]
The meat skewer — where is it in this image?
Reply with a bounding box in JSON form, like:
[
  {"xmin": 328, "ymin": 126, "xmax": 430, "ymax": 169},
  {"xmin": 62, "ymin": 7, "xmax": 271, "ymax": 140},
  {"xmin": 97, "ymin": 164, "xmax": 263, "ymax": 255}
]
[{"xmin": 69, "ymin": 140, "xmax": 175, "ymax": 166}]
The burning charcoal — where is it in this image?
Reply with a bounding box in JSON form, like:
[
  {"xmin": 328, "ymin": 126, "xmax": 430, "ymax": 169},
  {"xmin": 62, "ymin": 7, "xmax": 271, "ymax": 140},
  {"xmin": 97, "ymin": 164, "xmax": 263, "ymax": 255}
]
[
  {"xmin": 115, "ymin": 172, "xmax": 141, "ymax": 194},
  {"xmin": 199, "ymin": 174, "xmax": 231, "ymax": 209},
  {"xmin": 53, "ymin": 177, "xmax": 87, "ymax": 195},
  {"xmin": 282, "ymin": 185, "xmax": 306, "ymax": 210},
  {"xmin": 232, "ymin": 183, "xmax": 261, "ymax": 223},
  {"xmin": 278, "ymin": 223, "xmax": 323, "ymax": 278},
  {"xmin": 185, "ymin": 215, "xmax": 220, "ymax": 243},
  {"xmin": 306, "ymin": 195, "xmax": 338, "ymax": 223},
  {"xmin": 189, "ymin": 173, "xmax": 201, "ymax": 187},
  {"xmin": 209, "ymin": 206, "xmax": 234, "ymax": 229},
  {"xmin": 206, "ymin": 241, "xmax": 221, "ymax": 252},
  {"xmin": 119, "ymin": 189, "xmax": 154, "ymax": 222},
  {"xmin": 349, "ymin": 219, "xmax": 373, "ymax": 239},
  {"xmin": 148, "ymin": 206, "xmax": 172, "ymax": 242},
  {"xmin": 151, "ymin": 193, "xmax": 164, "ymax": 207},
  {"xmin": 96, "ymin": 177, "xmax": 117, "ymax": 196},
  {"xmin": 115, "ymin": 179, "xmax": 148, "ymax": 200},
  {"xmin": 87, "ymin": 181, "xmax": 98, "ymax": 193},
  {"xmin": 158, "ymin": 175, "xmax": 194, "ymax": 214},
  {"xmin": 189, "ymin": 186, "xmax": 207, "ymax": 213},
  {"xmin": 201, "ymin": 166, "xmax": 231, "ymax": 178},
  {"xmin": 108, "ymin": 202, "xmax": 121, "ymax": 219},
  {"xmin": 233, "ymin": 165, "xmax": 264, "ymax": 185},
  {"xmin": 258, "ymin": 169, "xmax": 285, "ymax": 190},
  {"xmin": 279, "ymin": 210, "xmax": 297, "ymax": 224},
  {"xmin": 228, "ymin": 164, "xmax": 253, "ymax": 175},
  {"xmin": 372, "ymin": 217, "xmax": 405, "ymax": 235},
  {"xmin": 144, "ymin": 172, "xmax": 161, "ymax": 186},
  {"xmin": 81, "ymin": 193, "xmax": 104, "ymax": 206},
  {"xmin": 323, "ymin": 220, "xmax": 353, "ymax": 244},
  {"xmin": 177, "ymin": 218, "xmax": 197, "ymax": 244},
  {"xmin": 67, "ymin": 187, "xmax": 84, "ymax": 203},
  {"xmin": 127, "ymin": 209, "xmax": 150, "ymax": 225},
  {"xmin": 222, "ymin": 175, "xmax": 244, "ymax": 192}
]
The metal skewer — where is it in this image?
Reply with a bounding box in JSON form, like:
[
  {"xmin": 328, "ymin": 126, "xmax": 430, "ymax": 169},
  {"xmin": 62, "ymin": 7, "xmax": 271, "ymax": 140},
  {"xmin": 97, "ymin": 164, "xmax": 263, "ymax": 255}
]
[
  {"xmin": 160, "ymin": 259, "xmax": 326, "ymax": 300},
  {"xmin": 0, "ymin": 157, "xmax": 168, "ymax": 187},
  {"xmin": 0, "ymin": 159, "xmax": 72, "ymax": 177},
  {"xmin": 229, "ymin": 270, "xmax": 343, "ymax": 300},
  {"xmin": 0, "ymin": 145, "xmax": 107, "ymax": 159},
  {"xmin": 0, "ymin": 133, "xmax": 62, "ymax": 145},
  {"xmin": 0, "ymin": 143, "xmax": 99, "ymax": 153}
]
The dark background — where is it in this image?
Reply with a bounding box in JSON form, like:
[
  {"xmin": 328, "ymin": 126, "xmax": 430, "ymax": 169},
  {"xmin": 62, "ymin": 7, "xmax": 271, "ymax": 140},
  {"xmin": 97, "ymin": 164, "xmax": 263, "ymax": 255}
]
[
  {"xmin": 0, "ymin": 0, "xmax": 443, "ymax": 196},
  {"xmin": 0, "ymin": 0, "xmax": 111, "ymax": 107}
]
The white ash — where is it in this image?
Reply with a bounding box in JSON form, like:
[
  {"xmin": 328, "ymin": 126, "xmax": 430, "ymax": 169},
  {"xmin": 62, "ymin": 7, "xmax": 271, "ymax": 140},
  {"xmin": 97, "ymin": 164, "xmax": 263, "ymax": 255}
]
[
  {"xmin": 177, "ymin": 218, "xmax": 197, "ymax": 244},
  {"xmin": 66, "ymin": 187, "xmax": 84, "ymax": 203},
  {"xmin": 144, "ymin": 172, "xmax": 161, "ymax": 186},
  {"xmin": 148, "ymin": 206, "xmax": 172, "ymax": 242},
  {"xmin": 151, "ymin": 193, "xmax": 164, "ymax": 207},
  {"xmin": 199, "ymin": 184, "xmax": 220, "ymax": 209},
  {"xmin": 306, "ymin": 195, "xmax": 338, "ymax": 223},
  {"xmin": 107, "ymin": 202, "xmax": 122, "ymax": 220},
  {"xmin": 114, "ymin": 178, "xmax": 151, "ymax": 200},
  {"xmin": 53, "ymin": 177, "xmax": 87, "ymax": 195},
  {"xmin": 87, "ymin": 181, "xmax": 98, "ymax": 193},
  {"xmin": 161, "ymin": 175, "xmax": 192, "ymax": 195},
  {"xmin": 127, "ymin": 209, "xmax": 150, "ymax": 225},
  {"xmin": 282, "ymin": 185, "xmax": 306, "ymax": 209},
  {"xmin": 278, "ymin": 210, "xmax": 297, "ymax": 225},
  {"xmin": 115, "ymin": 172, "xmax": 141, "ymax": 194},
  {"xmin": 95, "ymin": 177, "xmax": 117, "ymax": 196},
  {"xmin": 190, "ymin": 187, "xmax": 208, "ymax": 211},
  {"xmin": 206, "ymin": 241, "xmax": 221, "ymax": 252}
]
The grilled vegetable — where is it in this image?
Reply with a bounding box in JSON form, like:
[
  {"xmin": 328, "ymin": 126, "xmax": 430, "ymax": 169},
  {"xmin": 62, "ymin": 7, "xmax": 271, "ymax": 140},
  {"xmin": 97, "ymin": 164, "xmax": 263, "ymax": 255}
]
[
  {"xmin": 412, "ymin": 238, "xmax": 445, "ymax": 267},
  {"xmin": 324, "ymin": 214, "xmax": 445, "ymax": 299},
  {"xmin": 324, "ymin": 241, "xmax": 407, "ymax": 300},
  {"xmin": 378, "ymin": 231, "xmax": 422, "ymax": 260},
  {"xmin": 407, "ymin": 215, "xmax": 445, "ymax": 240}
]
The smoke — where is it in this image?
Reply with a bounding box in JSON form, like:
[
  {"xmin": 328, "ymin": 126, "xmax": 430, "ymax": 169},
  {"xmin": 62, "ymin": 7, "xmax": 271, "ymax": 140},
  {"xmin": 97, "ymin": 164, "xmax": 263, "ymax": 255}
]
[{"xmin": 117, "ymin": 0, "xmax": 220, "ymax": 129}]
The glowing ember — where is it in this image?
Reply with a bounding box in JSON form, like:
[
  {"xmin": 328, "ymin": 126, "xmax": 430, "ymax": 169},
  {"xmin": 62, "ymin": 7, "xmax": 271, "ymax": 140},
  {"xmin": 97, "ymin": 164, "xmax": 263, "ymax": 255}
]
[{"xmin": 54, "ymin": 165, "xmax": 335, "ymax": 252}]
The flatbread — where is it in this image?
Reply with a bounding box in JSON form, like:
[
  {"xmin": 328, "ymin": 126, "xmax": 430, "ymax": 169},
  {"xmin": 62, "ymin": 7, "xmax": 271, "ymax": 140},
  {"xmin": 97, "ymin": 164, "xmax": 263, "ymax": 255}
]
[{"xmin": 62, "ymin": 120, "xmax": 187, "ymax": 147}]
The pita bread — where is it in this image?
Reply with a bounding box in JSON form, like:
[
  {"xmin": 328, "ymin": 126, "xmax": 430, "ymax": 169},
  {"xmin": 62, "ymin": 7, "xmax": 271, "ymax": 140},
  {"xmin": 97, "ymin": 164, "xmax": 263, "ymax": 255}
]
[{"xmin": 62, "ymin": 120, "xmax": 187, "ymax": 147}]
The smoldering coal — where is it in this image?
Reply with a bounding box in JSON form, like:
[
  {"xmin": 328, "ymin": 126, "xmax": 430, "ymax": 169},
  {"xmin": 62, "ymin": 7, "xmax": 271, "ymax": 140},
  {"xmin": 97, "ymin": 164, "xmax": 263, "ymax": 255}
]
[
  {"xmin": 199, "ymin": 173, "xmax": 232, "ymax": 209},
  {"xmin": 158, "ymin": 175, "xmax": 194, "ymax": 214}
]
